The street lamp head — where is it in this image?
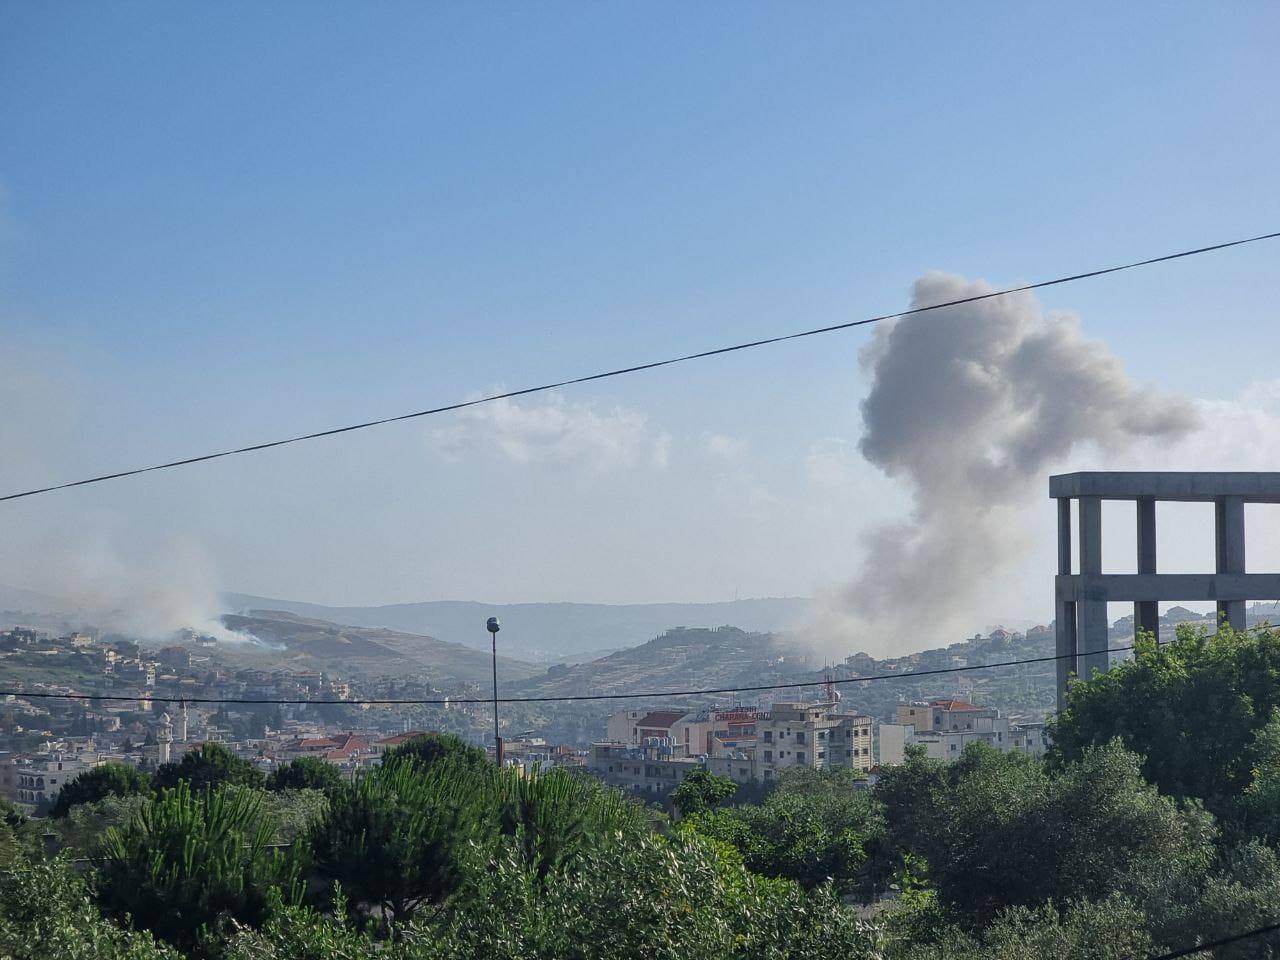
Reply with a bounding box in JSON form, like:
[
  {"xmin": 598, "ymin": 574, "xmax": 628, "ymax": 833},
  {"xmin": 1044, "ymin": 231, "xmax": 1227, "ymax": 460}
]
[{"xmin": 486, "ymin": 617, "xmax": 501, "ymax": 634}]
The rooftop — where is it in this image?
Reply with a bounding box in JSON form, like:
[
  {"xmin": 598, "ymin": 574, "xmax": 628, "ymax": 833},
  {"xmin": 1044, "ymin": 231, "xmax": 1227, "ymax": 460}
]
[{"xmin": 635, "ymin": 710, "xmax": 688, "ymax": 728}]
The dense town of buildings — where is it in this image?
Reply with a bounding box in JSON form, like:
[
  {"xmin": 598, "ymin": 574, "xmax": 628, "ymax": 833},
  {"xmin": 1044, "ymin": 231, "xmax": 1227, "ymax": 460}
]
[
  {"xmin": 0, "ymin": 623, "xmax": 1048, "ymax": 812},
  {"xmin": 586, "ymin": 692, "xmax": 1045, "ymax": 797}
]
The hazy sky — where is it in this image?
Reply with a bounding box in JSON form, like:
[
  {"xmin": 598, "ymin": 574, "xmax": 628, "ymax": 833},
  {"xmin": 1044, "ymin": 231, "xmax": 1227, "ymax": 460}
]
[{"xmin": 3, "ymin": 4, "xmax": 1280, "ymax": 646}]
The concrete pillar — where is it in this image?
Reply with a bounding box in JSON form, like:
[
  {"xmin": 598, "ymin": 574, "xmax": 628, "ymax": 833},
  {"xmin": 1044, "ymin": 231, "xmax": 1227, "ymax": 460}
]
[
  {"xmin": 1055, "ymin": 498, "xmax": 1076, "ymax": 711},
  {"xmin": 1077, "ymin": 496, "xmax": 1109, "ymax": 681},
  {"xmin": 1057, "ymin": 498, "xmax": 1073, "ymax": 574},
  {"xmin": 1215, "ymin": 496, "xmax": 1246, "ymax": 630},
  {"xmin": 1135, "ymin": 497, "xmax": 1160, "ymax": 641},
  {"xmin": 1055, "ymin": 597, "xmax": 1077, "ymax": 713}
]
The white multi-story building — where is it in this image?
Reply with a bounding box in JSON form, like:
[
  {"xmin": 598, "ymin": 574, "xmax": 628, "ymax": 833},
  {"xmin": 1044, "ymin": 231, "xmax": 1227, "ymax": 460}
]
[
  {"xmin": 13, "ymin": 753, "xmax": 101, "ymax": 808},
  {"xmin": 588, "ymin": 739, "xmax": 703, "ymax": 796},
  {"xmin": 896, "ymin": 698, "xmax": 1045, "ymax": 761}
]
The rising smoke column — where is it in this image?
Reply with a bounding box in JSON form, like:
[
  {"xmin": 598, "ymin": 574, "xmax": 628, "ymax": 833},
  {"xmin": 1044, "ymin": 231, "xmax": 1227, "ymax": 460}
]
[{"xmin": 839, "ymin": 271, "xmax": 1199, "ymax": 651}]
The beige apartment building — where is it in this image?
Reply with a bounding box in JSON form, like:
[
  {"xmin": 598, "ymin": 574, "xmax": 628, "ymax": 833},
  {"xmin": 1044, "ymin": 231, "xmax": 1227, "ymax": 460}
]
[{"xmin": 754, "ymin": 702, "xmax": 874, "ymax": 781}]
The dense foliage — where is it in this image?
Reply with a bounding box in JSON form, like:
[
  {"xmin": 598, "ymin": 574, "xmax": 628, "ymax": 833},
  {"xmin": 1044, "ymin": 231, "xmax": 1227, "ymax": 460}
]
[
  {"xmin": 51, "ymin": 761, "xmax": 152, "ymax": 817},
  {"xmin": 682, "ymin": 767, "xmax": 875, "ymax": 892},
  {"xmin": 96, "ymin": 781, "xmax": 303, "ymax": 950},
  {"xmin": 222, "ymin": 831, "xmax": 881, "ymax": 960},
  {"xmin": 0, "ymin": 856, "xmax": 177, "ymax": 960},
  {"xmin": 671, "ymin": 768, "xmax": 738, "ymax": 816},
  {"xmin": 379, "ymin": 732, "xmax": 488, "ymax": 775},
  {"xmin": 12, "ymin": 624, "xmax": 1280, "ymax": 957},
  {"xmin": 266, "ymin": 756, "xmax": 345, "ymax": 793},
  {"xmin": 309, "ymin": 760, "xmax": 488, "ymax": 925},
  {"xmin": 1050, "ymin": 623, "xmax": 1280, "ymax": 818},
  {"xmin": 875, "ymin": 739, "xmax": 1214, "ymax": 925},
  {"xmin": 152, "ymin": 742, "xmax": 266, "ymax": 793}
]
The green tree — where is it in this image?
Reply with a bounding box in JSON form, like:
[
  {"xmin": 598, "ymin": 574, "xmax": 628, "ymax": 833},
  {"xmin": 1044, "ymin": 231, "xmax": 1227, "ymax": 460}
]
[
  {"xmin": 1134, "ymin": 840, "xmax": 1280, "ymax": 960},
  {"xmin": 0, "ymin": 796, "xmax": 28, "ymax": 862},
  {"xmin": 489, "ymin": 766, "xmax": 644, "ymax": 881},
  {"xmin": 1239, "ymin": 708, "xmax": 1280, "ymax": 843},
  {"xmin": 96, "ymin": 781, "xmax": 302, "ymax": 950},
  {"xmin": 1050, "ymin": 624, "xmax": 1280, "ymax": 814},
  {"xmin": 875, "ymin": 740, "xmax": 1214, "ymax": 926},
  {"xmin": 45, "ymin": 793, "xmax": 152, "ymax": 855},
  {"xmin": 682, "ymin": 767, "xmax": 876, "ymax": 893},
  {"xmin": 0, "ymin": 856, "xmax": 178, "ymax": 960},
  {"xmin": 267, "ymin": 756, "xmax": 344, "ymax": 794},
  {"xmin": 249, "ymin": 785, "xmax": 330, "ymax": 843},
  {"xmin": 221, "ymin": 831, "xmax": 882, "ymax": 960},
  {"xmin": 51, "ymin": 762, "xmax": 151, "ymax": 818},
  {"xmin": 379, "ymin": 733, "xmax": 488, "ymax": 775},
  {"xmin": 152, "ymin": 742, "xmax": 265, "ymax": 793},
  {"xmin": 900, "ymin": 896, "xmax": 1157, "ymax": 960},
  {"xmin": 670, "ymin": 769, "xmax": 737, "ymax": 817},
  {"xmin": 308, "ymin": 762, "xmax": 489, "ymax": 927}
]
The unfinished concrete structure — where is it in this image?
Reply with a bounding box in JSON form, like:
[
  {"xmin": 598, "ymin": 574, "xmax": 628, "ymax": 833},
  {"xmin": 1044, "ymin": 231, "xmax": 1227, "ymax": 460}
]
[{"xmin": 1051, "ymin": 472, "xmax": 1280, "ymax": 711}]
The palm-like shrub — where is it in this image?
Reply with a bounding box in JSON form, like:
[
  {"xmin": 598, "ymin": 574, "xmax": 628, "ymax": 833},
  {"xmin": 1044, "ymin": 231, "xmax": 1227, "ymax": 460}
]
[
  {"xmin": 489, "ymin": 766, "xmax": 643, "ymax": 881},
  {"xmin": 308, "ymin": 761, "xmax": 490, "ymax": 926},
  {"xmin": 96, "ymin": 781, "xmax": 302, "ymax": 949}
]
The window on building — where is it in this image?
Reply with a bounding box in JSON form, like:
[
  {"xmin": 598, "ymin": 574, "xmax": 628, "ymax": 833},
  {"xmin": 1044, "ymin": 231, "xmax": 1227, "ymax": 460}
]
[
  {"xmin": 797, "ymin": 752, "xmax": 806, "ymax": 764},
  {"xmin": 817, "ymin": 751, "xmax": 825, "ymax": 760},
  {"xmin": 817, "ymin": 730, "xmax": 826, "ymax": 740},
  {"xmin": 764, "ymin": 750, "xmax": 772, "ymax": 761},
  {"xmin": 795, "ymin": 732, "xmax": 806, "ymax": 745},
  {"xmin": 763, "ymin": 731, "xmax": 772, "ymax": 742}
]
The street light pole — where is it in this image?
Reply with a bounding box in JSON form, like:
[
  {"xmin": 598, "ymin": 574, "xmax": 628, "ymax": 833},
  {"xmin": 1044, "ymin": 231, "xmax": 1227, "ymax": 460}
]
[{"xmin": 487, "ymin": 617, "xmax": 502, "ymax": 766}]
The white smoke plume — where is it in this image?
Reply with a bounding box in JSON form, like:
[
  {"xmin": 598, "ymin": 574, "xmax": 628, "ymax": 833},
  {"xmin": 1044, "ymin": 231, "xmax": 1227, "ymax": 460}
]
[
  {"xmin": 0, "ymin": 346, "xmax": 253, "ymax": 645},
  {"xmin": 825, "ymin": 271, "xmax": 1200, "ymax": 656}
]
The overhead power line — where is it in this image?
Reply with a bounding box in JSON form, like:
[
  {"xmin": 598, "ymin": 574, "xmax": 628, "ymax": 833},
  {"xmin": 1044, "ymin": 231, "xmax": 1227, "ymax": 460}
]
[
  {"xmin": 0, "ymin": 642, "xmax": 1139, "ymax": 706},
  {"xmin": 3, "ymin": 229, "xmax": 1278, "ymax": 505}
]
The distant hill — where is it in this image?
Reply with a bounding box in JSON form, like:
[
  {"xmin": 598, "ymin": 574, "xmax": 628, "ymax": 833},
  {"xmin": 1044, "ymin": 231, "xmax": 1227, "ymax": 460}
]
[
  {"xmin": 0, "ymin": 584, "xmax": 75, "ymax": 619},
  {"xmin": 220, "ymin": 610, "xmax": 540, "ymax": 685},
  {"xmin": 219, "ymin": 594, "xmax": 815, "ymax": 660},
  {"xmin": 504, "ymin": 625, "xmax": 819, "ymax": 699}
]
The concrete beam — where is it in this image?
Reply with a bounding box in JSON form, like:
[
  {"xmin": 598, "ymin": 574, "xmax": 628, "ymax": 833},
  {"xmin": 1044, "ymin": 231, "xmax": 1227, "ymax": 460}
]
[
  {"xmin": 1056, "ymin": 573, "xmax": 1280, "ymax": 603},
  {"xmin": 1050, "ymin": 472, "xmax": 1280, "ymax": 503}
]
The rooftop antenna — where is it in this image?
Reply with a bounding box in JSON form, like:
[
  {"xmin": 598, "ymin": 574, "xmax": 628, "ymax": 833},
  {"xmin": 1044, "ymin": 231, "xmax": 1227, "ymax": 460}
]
[{"xmin": 822, "ymin": 666, "xmax": 840, "ymax": 706}]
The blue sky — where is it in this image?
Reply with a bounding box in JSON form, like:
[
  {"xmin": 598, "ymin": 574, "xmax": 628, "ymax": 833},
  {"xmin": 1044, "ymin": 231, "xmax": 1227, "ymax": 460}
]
[{"xmin": 2, "ymin": 4, "xmax": 1280, "ymax": 645}]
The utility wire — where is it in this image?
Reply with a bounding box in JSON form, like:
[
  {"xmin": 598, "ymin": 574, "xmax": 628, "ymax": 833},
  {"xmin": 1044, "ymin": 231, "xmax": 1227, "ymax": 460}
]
[
  {"xmin": 1147, "ymin": 920, "xmax": 1280, "ymax": 959},
  {"xmin": 3, "ymin": 229, "xmax": 1278, "ymax": 505},
  {"xmin": 0, "ymin": 642, "xmax": 1138, "ymax": 706}
]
